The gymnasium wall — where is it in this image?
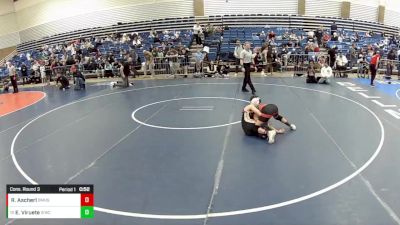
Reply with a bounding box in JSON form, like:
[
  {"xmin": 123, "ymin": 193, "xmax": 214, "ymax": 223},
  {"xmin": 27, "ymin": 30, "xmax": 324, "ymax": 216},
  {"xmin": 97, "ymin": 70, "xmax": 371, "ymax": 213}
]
[
  {"xmin": 350, "ymin": 0, "xmax": 379, "ymax": 23},
  {"xmin": 0, "ymin": 0, "xmax": 14, "ymax": 15},
  {"xmin": 0, "ymin": 0, "xmax": 399, "ymax": 49},
  {"xmin": 203, "ymin": 0, "xmax": 299, "ymax": 15},
  {"xmin": 15, "ymin": 0, "xmax": 194, "ymax": 43},
  {"xmin": 384, "ymin": 0, "xmax": 400, "ymax": 27},
  {"xmin": 204, "ymin": 0, "xmax": 384, "ymax": 22},
  {"xmin": 0, "ymin": 0, "xmax": 194, "ymax": 49}
]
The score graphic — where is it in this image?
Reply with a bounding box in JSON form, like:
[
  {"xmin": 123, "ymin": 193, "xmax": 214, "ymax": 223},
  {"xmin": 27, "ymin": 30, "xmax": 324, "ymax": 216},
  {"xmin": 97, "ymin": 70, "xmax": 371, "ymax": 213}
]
[{"xmin": 6, "ymin": 185, "xmax": 94, "ymax": 219}]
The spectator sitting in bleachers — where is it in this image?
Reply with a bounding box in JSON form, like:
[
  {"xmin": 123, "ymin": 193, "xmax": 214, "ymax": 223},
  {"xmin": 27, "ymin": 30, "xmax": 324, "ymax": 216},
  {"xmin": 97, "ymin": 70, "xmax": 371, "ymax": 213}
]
[
  {"xmin": 205, "ymin": 23, "xmax": 214, "ymax": 38},
  {"xmin": 268, "ymin": 31, "xmax": 276, "ymax": 40},
  {"xmin": 289, "ymin": 32, "xmax": 299, "ymax": 47},
  {"xmin": 282, "ymin": 31, "xmax": 290, "ymax": 40},
  {"xmin": 121, "ymin": 33, "xmax": 130, "ymax": 44},
  {"xmin": 338, "ymin": 34, "xmax": 344, "ymax": 43},
  {"xmin": 323, "ymin": 33, "xmax": 331, "ymax": 46},
  {"xmin": 132, "ymin": 36, "xmax": 142, "ymax": 48},
  {"xmin": 311, "ymin": 43, "xmax": 320, "ymax": 52},
  {"xmin": 331, "ymin": 32, "xmax": 339, "ymax": 41},
  {"xmin": 352, "ymin": 32, "xmax": 360, "ymax": 42},
  {"xmin": 151, "ymin": 30, "xmax": 161, "ymax": 43},
  {"xmin": 260, "ymin": 31, "xmax": 267, "ymax": 40},
  {"xmin": 307, "ymin": 30, "xmax": 314, "ymax": 39}
]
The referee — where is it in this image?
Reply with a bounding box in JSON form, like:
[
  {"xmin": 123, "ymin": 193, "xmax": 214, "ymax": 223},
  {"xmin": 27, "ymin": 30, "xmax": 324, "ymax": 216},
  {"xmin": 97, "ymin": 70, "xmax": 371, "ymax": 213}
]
[{"xmin": 240, "ymin": 42, "xmax": 256, "ymax": 94}]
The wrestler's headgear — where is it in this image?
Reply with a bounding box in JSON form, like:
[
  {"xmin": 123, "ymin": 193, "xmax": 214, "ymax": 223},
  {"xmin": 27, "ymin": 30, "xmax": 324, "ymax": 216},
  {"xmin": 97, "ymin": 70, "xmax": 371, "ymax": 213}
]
[{"xmin": 260, "ymin": 104, "xmax": 279, "ymax": 118}]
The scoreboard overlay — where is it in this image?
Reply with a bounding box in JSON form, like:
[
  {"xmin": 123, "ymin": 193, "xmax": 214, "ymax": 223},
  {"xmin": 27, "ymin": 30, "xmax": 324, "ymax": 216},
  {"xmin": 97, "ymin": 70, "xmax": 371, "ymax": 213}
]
[{"xmin": 6, "ymin": 185, "xmax": 94, "ymax": 219}]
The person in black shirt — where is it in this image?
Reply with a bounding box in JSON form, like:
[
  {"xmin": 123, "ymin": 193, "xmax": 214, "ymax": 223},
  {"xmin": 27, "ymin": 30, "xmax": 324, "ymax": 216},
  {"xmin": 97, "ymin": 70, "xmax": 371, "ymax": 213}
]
[
  {"xmin": 74, "ymin": 70, "xmax": 86, "ymax": 90},
  {"xmin": 398, "ymin": 53, "xmax": 400, "ymax": 80},
  {"xmin": 315, "ymin": 26, "xmax": 324, "ymax": 46},
  {"xmin": 179, "ymin": 48, "xmax": 190, "ymax": 77},
  {"xmin": 386, "ymin": 49, "xmax": 397, "ymax": 83},
  {"xmin": 21, "ymin": 63, "xmax": 28, "ymax": 85},
  {"xmin": 330, "ymin": 22, "xmax": 337, "ymax": 35},
  {"xmin": 56, "ymin": 74, "xmax": 69, "ymax": 90},
  {"xmin": 328, "ymin": 47, "xmax": 337, "ymax": 68},
  {"xmin": 113, "ymin": 60, "xmax": 131, "ymax": 88},
  {"xmin": 306, "ymin": 61, "xmax": 317, "ymax": 83},
  {"xmin": 66, "ymin": 56, "xmax": 75, "ymax": 66}
]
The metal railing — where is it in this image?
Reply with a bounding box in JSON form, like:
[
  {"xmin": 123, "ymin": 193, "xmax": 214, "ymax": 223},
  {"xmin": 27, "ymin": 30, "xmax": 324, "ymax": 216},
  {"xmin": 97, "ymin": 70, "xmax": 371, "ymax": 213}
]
[
  {"xmin": 149, "ymin": 56, "xmax": 192, "ymax": 77},
  {"xmin": 72, "ymin": 56, "xmax": 196, "ymax": 78},
  {"xmin": 284, "ymin": 53, "xmax": 330, "ymax": 76}
]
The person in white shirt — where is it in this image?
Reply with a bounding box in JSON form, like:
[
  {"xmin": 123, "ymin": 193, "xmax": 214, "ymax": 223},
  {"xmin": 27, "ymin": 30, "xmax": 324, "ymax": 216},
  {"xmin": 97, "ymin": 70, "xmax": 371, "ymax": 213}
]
[
  {"xmin": 318, "ymin": 63, "xmax": 333, "ymax": 84},
  {"xmin": 240, "ymin": 42, "xmax": 256, "ymax": 94},
  {"xmin": 397, "ymin": 49, "xmax": 400, "ymax": 80},
  {"xmin": 7, "ymin": 62, "xmax": 18, "ymax": 93},
  {"xmin": 338, "ymin": 35, "xmax": 343, "ymax": 43},
  {"xmin": 336, "ymin": 52, "xmax": 348, "ymax": 66},
  {"xmin": 234, "ymin": 40, "xmax": 243, "ymax": 76},
  {"xmin": 40, "ymin": 64, "xmax": 47, "ymax": 85},
  {"xmin": 32, "ymin": 61, "xmax": 40, "ymax": 78},
  {"xmin": 335, "ymin": 52, "xmax": 348, "ymax": 77},
  {"xmin": 132, "ymin": 38, "xmax": 141, "ymax": 47},
  {"xmin": 193, "ymin": 22, "xmax": 202, "ymax": 45},
  {"xmin": 307, "ymin": 30, "xmax": 314, "ymax": 38},
  {"xmin": 71, "ymin": 47, "xmax": 76, "ymax": 56}
]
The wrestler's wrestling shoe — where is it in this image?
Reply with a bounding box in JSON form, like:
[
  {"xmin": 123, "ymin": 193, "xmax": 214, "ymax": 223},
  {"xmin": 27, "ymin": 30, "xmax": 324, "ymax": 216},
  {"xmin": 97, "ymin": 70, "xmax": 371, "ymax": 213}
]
[
  {"xmin": 290, "ymin": 124, "xmax": 297, "ymax": 131},
  {"xmin": 267, "ymin": 129, "xmax": 277, "ymax": 144}
]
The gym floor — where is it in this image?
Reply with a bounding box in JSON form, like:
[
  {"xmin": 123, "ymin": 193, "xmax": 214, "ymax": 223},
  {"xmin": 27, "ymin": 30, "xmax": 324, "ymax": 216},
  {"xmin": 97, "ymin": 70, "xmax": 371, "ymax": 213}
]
[{"xmin": 1, "ymin": 76, "xmax": 400, "ymax": 225}]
